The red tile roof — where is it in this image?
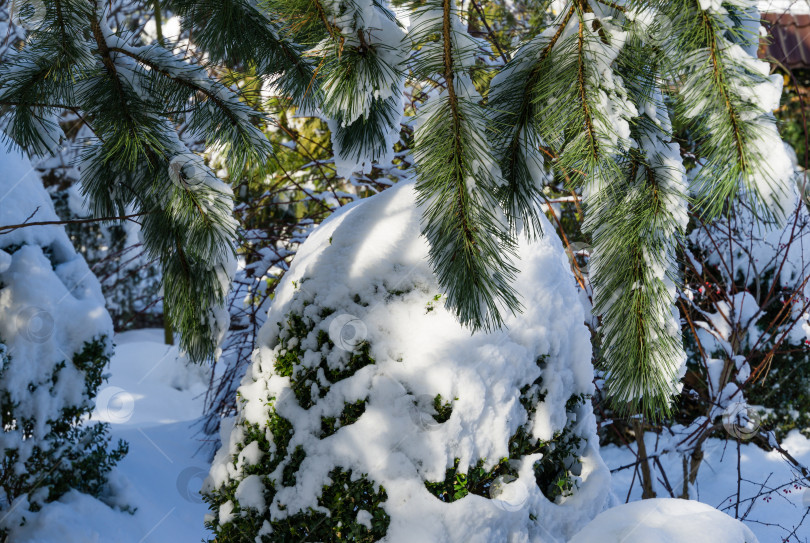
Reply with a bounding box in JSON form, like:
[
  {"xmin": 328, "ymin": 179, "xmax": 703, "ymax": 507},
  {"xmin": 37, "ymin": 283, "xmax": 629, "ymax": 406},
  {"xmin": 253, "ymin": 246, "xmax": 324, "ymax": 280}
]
[{"xmin": 761, "ymin": 13, "xmax": 810, "ymax": 69}]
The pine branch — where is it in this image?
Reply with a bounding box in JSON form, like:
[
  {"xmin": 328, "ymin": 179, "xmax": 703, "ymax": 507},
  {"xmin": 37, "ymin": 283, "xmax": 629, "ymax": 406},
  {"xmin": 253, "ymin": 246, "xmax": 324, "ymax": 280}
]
[
  {"xmin": 586, "ymin": 48, "xmax": 690, "ymax": 414},
  {"xmin": 488, "ymin": 4, "xmax": 575, "ymax": 236},
  {"xmin": 667, "ymin": 0, "xmax": 793, "ymax": 221},
  {"xmin": 315, "ymin": 0, "xmax": 406, "ymax": 177},
  {"xmin": 410, "ymin": 0, "xmax": 521, "ymax": 330},
  {"xmin": 169, "ymin": 0, "xmax": 318, "ymax": 109},
  {"xmin": 576, "ymin": 9, "xmax": 599, "ymax": 164},
  {"xmin": 0, "ymin": 1, "xmax": 260, "ymax": 363},
  {"xmin": 699, "ymin": 8, "xmax": 748, "ymax": 186}
]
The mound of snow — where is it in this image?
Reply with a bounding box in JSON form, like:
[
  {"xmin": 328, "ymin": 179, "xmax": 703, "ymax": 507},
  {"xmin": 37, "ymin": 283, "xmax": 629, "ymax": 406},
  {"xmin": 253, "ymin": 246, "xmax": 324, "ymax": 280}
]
[
  {"xmin": 570, "ymin": 498, "xmax": 759, "ymax": 543},
  {"xmin": 206, "ymin": 179, "xmax": 610, "ymax": 542},
  {"xmin": 0, "ymin": 146, "xmax": 120, "ymax": 533}
]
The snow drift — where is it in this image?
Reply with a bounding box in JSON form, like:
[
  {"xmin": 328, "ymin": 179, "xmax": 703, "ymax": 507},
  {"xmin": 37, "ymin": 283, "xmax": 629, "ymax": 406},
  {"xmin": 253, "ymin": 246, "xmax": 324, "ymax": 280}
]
[{"xmin": 570, "ymin": 498, "xmax": 759, "ymax": 543}]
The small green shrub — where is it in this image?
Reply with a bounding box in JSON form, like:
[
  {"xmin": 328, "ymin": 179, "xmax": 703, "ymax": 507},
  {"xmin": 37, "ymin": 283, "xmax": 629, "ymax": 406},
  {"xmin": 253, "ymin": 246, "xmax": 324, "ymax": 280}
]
[
  {"xmin": 204, "ymin": 305, "xmax": 388, "ymax": 542},
  {"xmin": 0, "ymin": 337, "xmax": 127, "ymax": 540}
]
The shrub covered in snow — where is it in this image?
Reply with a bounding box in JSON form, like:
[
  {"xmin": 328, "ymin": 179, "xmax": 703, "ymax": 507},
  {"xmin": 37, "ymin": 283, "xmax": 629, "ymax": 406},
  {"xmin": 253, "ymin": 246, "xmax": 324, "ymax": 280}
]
[
  {"xmin": 0, "ymin": 148, "xmax": 127, "ymax": 537},
  {"xmin": 204, "ymin": 181, "xmax": 610, "ymax": 542}
]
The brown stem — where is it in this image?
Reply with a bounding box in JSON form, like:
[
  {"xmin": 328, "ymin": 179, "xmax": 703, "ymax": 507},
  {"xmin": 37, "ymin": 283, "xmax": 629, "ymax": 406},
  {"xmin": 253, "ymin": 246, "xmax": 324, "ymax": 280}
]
[
  {"xmin": 106, "ymin": 46, "xmax": 243, "ymax": 129},
  {"xmin": 595, "ymin": 0, "xmax": 626, "ymax": 11},
  {"xmin": 576, "ymin": 9, "xmax": 598, "ymax": 161},
  {"xmin": 469, "ymin": 0, "xmax": 510, "ymax": 64},
  {"xmin": 152, "ymin": 0, "xmax": 165, "ymax": 48},
  {"xmin": 0, "ymin": 212, "xmax": 150, "ymax": 234},
  {"xmin": 633, "ymin": 418, "xmax": 657, "ymax": 499},
  {"xmin": 700, "ymin": 10, "xmax": 747, "ymax": 171}
]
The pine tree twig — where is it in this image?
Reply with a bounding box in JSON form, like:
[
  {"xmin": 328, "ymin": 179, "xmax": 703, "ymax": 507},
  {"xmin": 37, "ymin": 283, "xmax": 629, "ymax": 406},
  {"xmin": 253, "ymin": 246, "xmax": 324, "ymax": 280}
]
[
  {"xmin": 152, "ymin": 0, "xmax": 165, "ymax": 48},
  {"xmin": 441, "ymin": 0, "xmax": 474, "ymax": 246},
  {"xmin": 677, "ymin": 298, "xmax": 712, "ymax": 392},
  {"xmin": 735, "ymin": 436, "xmax": 741, "ymax": 518},
  {"xmin": 0, "ymin": 101, "xmax": 74, "ymax": 109},
  {"xmin": 500, "ymin": 5, "xmax": 574, "ymax": 183},
  {"xmin": 544, "ymin": 196, "xmax": 588, "ymax": 290},
  {"xmin": 538, "ymin": 145, "xmax": 586, "ymax": 179},
  {"xmin": 90, "ymin": 7, "xmax": 159, "ymax": 166},
  {"xmin": 106, "ymin": 46, "xmax": 245, "ymax": 128},
  {"xmin": 52, "ymin": 0, "xmax": 69, "ymax": 55},
  {"xmin": 652, "ymin": 455, "xmax": 675, "ymax": 497},
  {"xmin": 576, "ymin": 9, "xmax": 598, "ymax": 161},
  {"xmin": 69, "ymin": 107, "xmax": 103, "ymax": 141},
  {"xmin": 543, "ymin": 4, "xmax": 576, "ymax": 59}
]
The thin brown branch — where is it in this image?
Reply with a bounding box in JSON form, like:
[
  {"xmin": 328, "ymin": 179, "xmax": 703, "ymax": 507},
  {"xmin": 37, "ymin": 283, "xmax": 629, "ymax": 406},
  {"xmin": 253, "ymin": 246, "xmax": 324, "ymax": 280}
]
[
  {"xmin": 0, "ymin": 211, "xmax": 151, "ymax": 235},
  {"xmin": 469, "ymin": 0, "xmax": 510, "ymax": 64}
]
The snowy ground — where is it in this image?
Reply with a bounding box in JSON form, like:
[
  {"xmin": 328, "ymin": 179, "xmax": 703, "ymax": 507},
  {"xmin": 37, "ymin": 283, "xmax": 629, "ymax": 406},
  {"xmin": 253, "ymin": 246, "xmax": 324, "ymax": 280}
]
[
  {"xmin": 13, "ymin": 328, "xmax": 810, "ymax": 542},
  {"xmin": 14, "ymin": 329, "xmax": 212, "ymax": 543},
  {"xmin": 603, "ymin": 433, "xmax": 810, "ymax": 543}
]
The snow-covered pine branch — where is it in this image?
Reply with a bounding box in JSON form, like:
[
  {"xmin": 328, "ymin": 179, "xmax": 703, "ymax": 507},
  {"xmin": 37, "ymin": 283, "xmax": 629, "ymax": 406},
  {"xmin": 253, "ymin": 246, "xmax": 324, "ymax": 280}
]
[
  {"xmin": 587, "ymin": 83, "xmax": 689, "ymax": 415},
  {"xmin": 168, "ymin": 0, "xmax": 317, "ymax": 109},
  {"xmin": 666, "ymin": 0, "xmax": 793, "ymax": 221},
  {"xmin": 316, "ymin": 0, "xmax": 407, "ymax": 178},
  {"xmin": 488, "ymin": 8, "xmax": 575, "ymax": 237},
  {"xmin": 408, "ymin": 0, "xmax": 521, "ymax": 331},
  {"xmin": 0, "ymin": 1, "xmax": 273, "ymax": 362}
]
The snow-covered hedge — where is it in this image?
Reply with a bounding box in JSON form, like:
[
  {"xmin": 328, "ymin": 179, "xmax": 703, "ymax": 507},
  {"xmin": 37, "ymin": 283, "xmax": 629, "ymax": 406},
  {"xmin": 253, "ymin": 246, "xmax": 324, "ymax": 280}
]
[
  {"xmin": 0, "ymin": 148, "xmax": 126, "ymax": 536},
  {"xmin": 204, "ymin": 181, "xmax": 610, "ymax": 541}
]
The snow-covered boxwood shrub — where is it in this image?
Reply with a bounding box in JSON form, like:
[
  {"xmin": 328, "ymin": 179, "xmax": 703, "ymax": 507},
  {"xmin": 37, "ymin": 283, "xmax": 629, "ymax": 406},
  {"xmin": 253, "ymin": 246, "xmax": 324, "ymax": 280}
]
[
  {"xmin": 0, "ymin": 148, "xmax": 127, "ymax": 538},
  {"xmin": 204, "ymin": 181, "xmax": 610, "ymax": 542}
]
